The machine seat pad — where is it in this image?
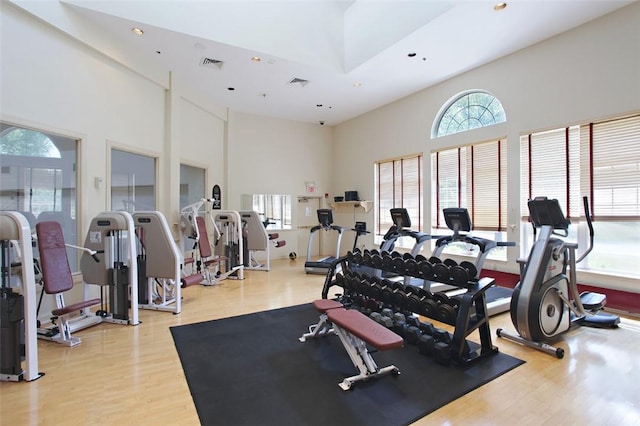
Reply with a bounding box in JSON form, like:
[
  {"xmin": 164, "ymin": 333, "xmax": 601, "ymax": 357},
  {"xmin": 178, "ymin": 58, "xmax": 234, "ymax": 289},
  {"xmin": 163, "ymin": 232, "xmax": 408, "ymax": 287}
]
[
  {"xmin": 51, "ymin": 298, "xmax": 101, "ymax": 317},
  {"xmin": 327, "ymin": 308, "xmax": 404, "ymax": 351},
  {"xmin": 312, "ymin": 299, "xmax": 343, "ymax": 313},
  {"xmin": 181, "ymin": 274, "xmax": 203, "ymax": 287},
  {"xmin": 203, "ymin": 256, "xmax": 227, "ymax": 266}
]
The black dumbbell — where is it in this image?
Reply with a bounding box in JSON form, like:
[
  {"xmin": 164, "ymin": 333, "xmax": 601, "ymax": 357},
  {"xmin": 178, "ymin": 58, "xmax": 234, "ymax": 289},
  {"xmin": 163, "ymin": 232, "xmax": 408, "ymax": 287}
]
[
  {"xmin": 380, "ymin": 316, "xmax": 395, "ymax": 328},
  {"xmin": 420, "ymin": 294, "xmax": 438, "ymax": 318},
  {"xmin": 432, "ymin": 292, "xmax": 458, "ymax": 324},
  {"xmin": 417, "ymin": 334, "xmax": 436, "ymax": 356},
  {"xmin": 436, "ymin": 303, "xmax": 458, "ymax": 324},
  {"xmin": 402, "ymin": 252, "xmax": 414, "ymax": 260},
  {"xmin": 380, "ymin": 279, "xmax": 395, "ymax": 304},
  {"xmin": 362, "ymin": 250, "xmax": 372, "ymax": 266},
  {"xmin": 420, "ymin": 260, "xmax": 434, "ymax": 280},
  {"xmin": 433, "ymin": 342, "xmax": 452, "ymax": 365},
  {"xmin": 405, "ymin": 286, "xmax": 426, "ymax": 313},
  {"xmin": 404, "ymin": 325, "xmax": 421, "ymax": 345},
  {"xmin": 450, "ymin": 261, "xmax": 479, "ymax": 287},
  {"xmin": 432, "ymin": 328, "xmax": 452, "ymax": 344},
  {"xmin": 393, "ymin": 256, "xmax": 405, "ymax": 273},
  {"xmin": 404, "ymin": 258, "xmax": 420, "ymax": 277},
  {"xmin": 368, "ymin": 276, "xmax": 383, "ymax": 300},
  {"xmin": 432, "ymin": 258, "xmax": 456, "ymax": 282},
  {"xmin": 381, "ymin": 252, "xmax": 394, "ymax": 270},
  {"xmin": 415, "ymin": 254, "xmax": 427, "ymax": 263},
  {"xmin": 390, "ymin": 284, "xmax": 408, "ymax": 310},
  {"xmin": 372, "ymin": 253, "xmax": 383, "ymax": 269},
  {"xmin": 419, "ymin": 321, "xmax": 437, "ymax": 336}
]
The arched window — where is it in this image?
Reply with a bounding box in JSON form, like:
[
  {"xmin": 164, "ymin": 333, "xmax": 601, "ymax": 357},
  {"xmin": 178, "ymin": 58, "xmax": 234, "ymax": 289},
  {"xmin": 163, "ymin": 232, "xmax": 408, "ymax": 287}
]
[
  {"xmin": 433, "ymin": 90, "xmax": 506, "ymax": 138},
  {"xmin": 0, "ymin": 127, "xmax": 61, "ymax": 158}
]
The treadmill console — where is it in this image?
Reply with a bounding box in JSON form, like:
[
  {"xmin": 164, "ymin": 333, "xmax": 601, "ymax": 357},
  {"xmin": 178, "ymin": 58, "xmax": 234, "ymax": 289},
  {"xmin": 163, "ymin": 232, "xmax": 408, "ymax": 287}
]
[
  {"xmin": 443, "ymin": 208, "xmax": 472, "ymax": 233},
  {"xmin": 317, "ymin": 209, "xmax": 334, "ymax": 227},
  {"xmin": 390, "ymin": 208, "xmax": 411, "ymax": 229}
]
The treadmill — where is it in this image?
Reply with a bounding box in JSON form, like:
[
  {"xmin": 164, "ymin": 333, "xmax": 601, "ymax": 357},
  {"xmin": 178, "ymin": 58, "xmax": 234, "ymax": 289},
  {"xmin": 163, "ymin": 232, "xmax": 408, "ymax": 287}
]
[
  {"xmin": 429, "ymin": 208, "xmax": 515, "ymax": 316},
  {"xmin": 380, "ymin": 208, "xmax": 432, "ymax": 256},
  {"xmin": 305, "ymin": 209, "xmax": 350, "ymax": 275}
]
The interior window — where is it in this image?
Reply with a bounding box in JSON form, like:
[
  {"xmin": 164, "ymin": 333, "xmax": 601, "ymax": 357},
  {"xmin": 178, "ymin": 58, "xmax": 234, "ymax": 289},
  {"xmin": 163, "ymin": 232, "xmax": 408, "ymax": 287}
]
[
  {"xmin": 111, "ymin": 148, "xmax": 157, "ymax": 212},
  {"xmin": 0, "ymin": 123, "xmax": 79, "ymax": 269}
]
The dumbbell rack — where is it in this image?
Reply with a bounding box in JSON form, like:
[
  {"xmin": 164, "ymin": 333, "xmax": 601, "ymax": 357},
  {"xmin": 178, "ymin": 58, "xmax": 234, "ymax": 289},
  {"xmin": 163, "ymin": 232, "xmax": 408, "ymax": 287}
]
[{"xmin": 321, "ymin": 249, "xmax": 499, "ymax": 365}]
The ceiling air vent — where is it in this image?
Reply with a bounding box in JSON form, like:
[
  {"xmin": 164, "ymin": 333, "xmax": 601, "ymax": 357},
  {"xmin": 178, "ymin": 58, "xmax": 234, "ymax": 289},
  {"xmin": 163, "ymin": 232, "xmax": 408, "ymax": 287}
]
[
  {"xmin": 288, "ymin": 77, "xmax": 309, "ymax": 87},
  {"xmin": 200, "ymin": 57, "xmax": 224, "ymax": 70}
]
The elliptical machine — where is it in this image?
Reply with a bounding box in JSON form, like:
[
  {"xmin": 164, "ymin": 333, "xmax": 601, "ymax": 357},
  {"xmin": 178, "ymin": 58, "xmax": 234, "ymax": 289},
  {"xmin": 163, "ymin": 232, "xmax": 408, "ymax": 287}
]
[{"xmin": 497, "ymin": 197, "xmax": 619, "ymax": 358}]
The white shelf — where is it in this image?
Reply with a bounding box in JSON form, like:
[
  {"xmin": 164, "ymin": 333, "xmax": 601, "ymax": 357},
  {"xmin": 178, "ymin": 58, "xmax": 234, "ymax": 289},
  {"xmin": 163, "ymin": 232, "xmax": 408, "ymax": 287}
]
[{"xmin": 329, "ymin": 201, "xmax": 373, "ymax": 213}]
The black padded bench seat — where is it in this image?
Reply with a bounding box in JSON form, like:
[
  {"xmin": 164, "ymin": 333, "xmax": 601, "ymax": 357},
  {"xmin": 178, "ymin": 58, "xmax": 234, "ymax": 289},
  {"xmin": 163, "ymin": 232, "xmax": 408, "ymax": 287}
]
[{"xmin": 300, "ymin": 299, "xmax": 403, "ymax": 390}]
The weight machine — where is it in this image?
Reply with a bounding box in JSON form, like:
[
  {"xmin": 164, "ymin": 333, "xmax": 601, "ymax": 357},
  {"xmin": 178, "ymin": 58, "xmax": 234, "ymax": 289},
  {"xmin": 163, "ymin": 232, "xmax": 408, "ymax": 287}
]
[
  {"xmin": 240, "ymin": 210, "xmax": 286, "ymax": 271},
  {"xmin": 179, "ymin": 199, "xmax": 244, "ymax": 284},
  {"xmin": 0, "ymin": 212, "xmax": 42, "ymax": 382},
  {"xmin": 133, "ymin": 211, "xmax": 182, "ymax": 314},
  {"xmin": 80, "ymin": 211, "xmax": 139, "ymax": 325},
  {"xmin": 497, "ymin": 197, "xmax": 620, "ymax": 358}
]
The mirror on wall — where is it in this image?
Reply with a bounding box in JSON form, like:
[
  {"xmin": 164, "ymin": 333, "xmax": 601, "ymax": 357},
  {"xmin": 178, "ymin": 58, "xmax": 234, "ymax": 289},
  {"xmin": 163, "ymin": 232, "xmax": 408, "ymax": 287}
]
[{"xmin": 241, "ymin": 194, "xmax": 292, "ymax": 230}]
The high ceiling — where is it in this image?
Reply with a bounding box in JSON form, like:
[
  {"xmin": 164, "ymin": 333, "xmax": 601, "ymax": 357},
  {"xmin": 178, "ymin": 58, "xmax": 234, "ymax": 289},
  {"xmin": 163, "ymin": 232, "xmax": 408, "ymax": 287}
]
[{"xmin": 9, "ymin": 0, "xmax": 635, "ymax": 125}]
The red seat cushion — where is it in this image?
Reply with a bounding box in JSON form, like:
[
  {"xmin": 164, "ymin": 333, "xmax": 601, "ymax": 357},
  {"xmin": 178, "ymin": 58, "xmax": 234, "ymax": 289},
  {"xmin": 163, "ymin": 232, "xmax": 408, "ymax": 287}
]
[
  {"xmin": 327, "ymin": 308, "xmax": 404, "ymax": 351},
  {"xmin": 312, "ymin": 299, "xmax": 343, "ymax": 313}
]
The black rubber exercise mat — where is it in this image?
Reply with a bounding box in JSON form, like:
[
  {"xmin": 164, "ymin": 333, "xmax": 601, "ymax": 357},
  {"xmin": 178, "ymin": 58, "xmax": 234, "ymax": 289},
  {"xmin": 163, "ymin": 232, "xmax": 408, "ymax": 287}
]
[{"xmin": 170, "ymin": 303, "xmax": 524, "ymax": 426}]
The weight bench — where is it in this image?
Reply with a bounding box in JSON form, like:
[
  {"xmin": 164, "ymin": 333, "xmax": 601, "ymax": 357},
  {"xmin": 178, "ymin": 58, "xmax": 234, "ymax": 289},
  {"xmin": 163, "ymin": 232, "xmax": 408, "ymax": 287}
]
[{"xmin": 300, "ymin": 299, "xmax": 403, "ymax": 391}]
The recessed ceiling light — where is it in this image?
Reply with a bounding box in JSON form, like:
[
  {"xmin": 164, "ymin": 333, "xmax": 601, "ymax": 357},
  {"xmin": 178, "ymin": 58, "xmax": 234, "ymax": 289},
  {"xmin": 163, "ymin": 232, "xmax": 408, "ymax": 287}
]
[
  {"xmin": 353, "ymin": 82, "xmax": 362, "ymax": 88},
  {"xmin": 494, "ymin": 2, "xmax": 507, "ymax": 11},
  {"xmin": 251, "ymin": 56, "xmax": 261, "ymax": 62},
  {"xmin": 408, "ymin": 53, "xmax": 417, "ymax": 57},
  {"xmin": 227, "ymin": 87, "xmax": 235, "ymax": 91},
  {"xmin": 131, "ymin": 27, "xmax": 144, "ymax": 35}
]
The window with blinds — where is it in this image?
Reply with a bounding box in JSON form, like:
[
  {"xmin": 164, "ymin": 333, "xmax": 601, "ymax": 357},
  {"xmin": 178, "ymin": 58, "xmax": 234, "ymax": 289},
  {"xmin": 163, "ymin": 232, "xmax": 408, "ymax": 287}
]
[
  {"xmin": 431, "ymin": 139, "xmax": 507, "ymax": 231},
  {"xmin": 375, "ymin": 155, "xmax": 423, "ymax": 238},
  {"xmin": 590, "ymin": 115, "xmax": 640, "ymax": 219},
  {"xmin": 521, "ymin": 114, "xmax": 640, "ymax": 277},
  {"xmin": 521, "ymin": 114, "xmax": 640, "ymax": 220}
]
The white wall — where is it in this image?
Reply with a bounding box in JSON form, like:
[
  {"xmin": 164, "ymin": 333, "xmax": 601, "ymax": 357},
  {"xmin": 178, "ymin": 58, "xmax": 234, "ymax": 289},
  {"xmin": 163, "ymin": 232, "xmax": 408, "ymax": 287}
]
[
  {"xmin": 226, "ymin": 112, "xmax": 334, "ymax": 256},
  {"xmin": 332, "ymin": 2, "xmax": 640, "ymax": 292}
]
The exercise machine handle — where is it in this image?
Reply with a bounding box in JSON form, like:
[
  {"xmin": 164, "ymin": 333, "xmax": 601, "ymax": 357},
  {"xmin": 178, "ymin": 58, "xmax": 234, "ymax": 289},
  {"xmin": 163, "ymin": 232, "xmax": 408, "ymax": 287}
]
[{"xmin": 577, "ymin": 196, "xmax": 594, "ymax": 263}]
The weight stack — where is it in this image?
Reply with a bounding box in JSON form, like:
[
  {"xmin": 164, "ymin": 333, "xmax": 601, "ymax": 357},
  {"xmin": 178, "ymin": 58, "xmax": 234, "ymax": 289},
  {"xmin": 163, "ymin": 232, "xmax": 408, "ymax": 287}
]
[
  {"xmin": 137, "ymin": 256, "xmax": 149, "ymax": 304},
  {"xmin": 109, "ymin": 263, "xmax": 130, "ymax": 321},
  {"xmin": 1, "ymin": 291, "xmax": 24, "ymax": 376}
]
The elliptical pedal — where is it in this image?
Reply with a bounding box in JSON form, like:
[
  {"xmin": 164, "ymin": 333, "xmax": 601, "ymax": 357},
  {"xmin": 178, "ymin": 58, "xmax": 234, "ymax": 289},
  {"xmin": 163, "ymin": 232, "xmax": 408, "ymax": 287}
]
[{"xmin": 579, "ymin": 291, "xmax": 606, "ymax": 311}]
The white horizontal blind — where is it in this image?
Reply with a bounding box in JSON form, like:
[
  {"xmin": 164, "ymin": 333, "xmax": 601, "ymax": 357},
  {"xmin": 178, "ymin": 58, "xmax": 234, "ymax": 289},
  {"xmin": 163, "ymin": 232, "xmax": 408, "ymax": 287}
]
[
  {"xmin": 590, "ymin": 115, "xmax": 640, "ymax": 219},
  {"xmin": 433, "ymin": 148, "xmax": 461, "ymax": 228},
  {"xmin": 377, "ymin": 161, "xmax": 394, "ymax": 235},
  {"xmin": 433, "ymin": 139, "xmax": 507, "ymax": 231},
  {"xmin": 471, "ymin": 140, "xmax": 506, "ymax": 230},
  {"xmin": 521, "ymin": 126, "xmax": 581, "ymax": 219},
  {"xmin": 376, "ymin": 155, "xmax": 423, "ymax": 236}
]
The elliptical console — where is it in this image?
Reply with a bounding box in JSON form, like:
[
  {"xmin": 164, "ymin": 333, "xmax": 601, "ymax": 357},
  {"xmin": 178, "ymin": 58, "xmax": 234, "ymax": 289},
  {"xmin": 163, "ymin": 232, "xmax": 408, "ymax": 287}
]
[{"xmin": 497, "ymin": 196, "xmax": 619, "ymax": 358}]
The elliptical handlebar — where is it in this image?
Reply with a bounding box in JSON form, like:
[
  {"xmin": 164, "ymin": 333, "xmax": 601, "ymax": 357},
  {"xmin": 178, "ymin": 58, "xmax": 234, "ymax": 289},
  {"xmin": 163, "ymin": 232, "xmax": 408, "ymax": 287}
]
[{"xmin": 576, "ymin": 196, "xmax": 594, "ymax": 263}]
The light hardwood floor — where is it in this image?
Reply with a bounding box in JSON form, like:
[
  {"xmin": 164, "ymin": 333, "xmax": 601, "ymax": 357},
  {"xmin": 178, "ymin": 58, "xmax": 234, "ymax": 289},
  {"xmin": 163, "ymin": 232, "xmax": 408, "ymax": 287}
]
[{"xmin": 2, "ymin": 259, "xmax": 639, "ymax": 425}]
